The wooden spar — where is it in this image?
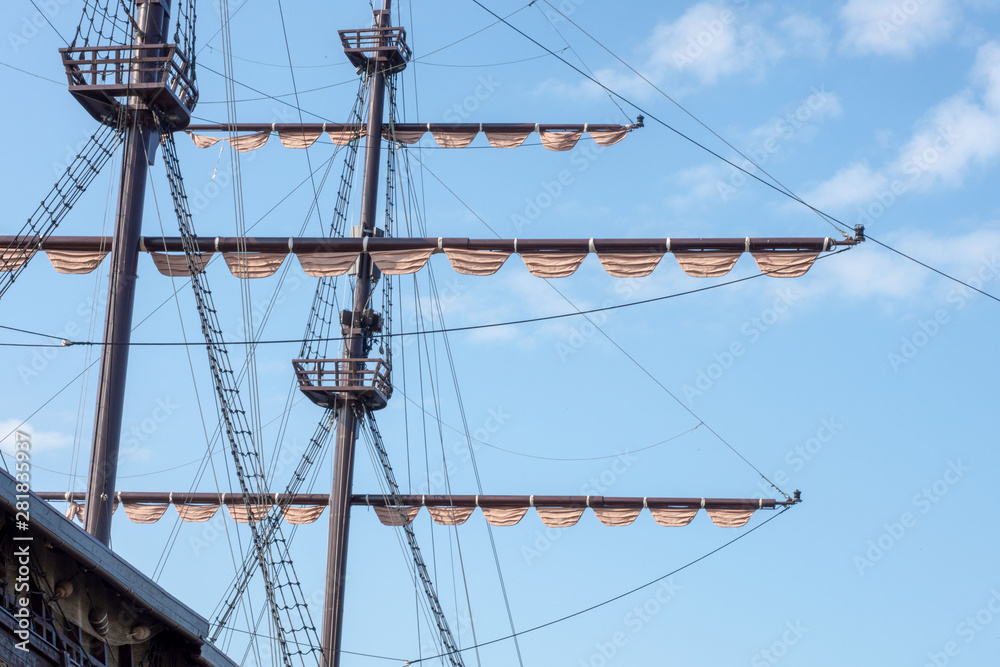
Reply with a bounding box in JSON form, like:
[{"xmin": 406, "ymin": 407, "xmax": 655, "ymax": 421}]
[
  {"xmin": 0, "ymin": 235, "xmax": 860, "ymax": 253},
  {"xmin": 185, "ymin": 122, "xmax": 635, "ymax": 133},
  {"xmin": 83, "ymin": 0, "xmax": 172, "ymax": 546},
  {"xmin": 34, "ymin": 492, "xmax": 800, "ymax": 509}
]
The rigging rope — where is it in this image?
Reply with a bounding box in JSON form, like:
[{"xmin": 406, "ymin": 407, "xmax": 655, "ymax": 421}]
[
  {"xmin": 359, "ymin": 407, "xmax": 465, "ymax": 667},
  {"xmin": 158, "ymin": 124, "xmax": 321, "ymax": 667},
  {"xmin": 210, "ymin": 412, "xmax": 337, "ymax": 638},
  {"xmin": 0, "ymin": 110, "xmax": 125, "ymax": 302},
  {"xmin": 300, "ymin": 78, "xmax": 369, "ymax": 360}
]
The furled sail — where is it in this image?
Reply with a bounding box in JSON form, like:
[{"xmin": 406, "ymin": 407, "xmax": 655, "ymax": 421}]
[
  {"xmin": 0, "ymin": 235, "xmax": 853, "ymax": 280},
  {"xmin": 184, "ymin": 122, "xmax": 637, "ymax": 152},
  {"xmin": 40, "ymin": 492, "xmax": 792, "ymax": 530}
]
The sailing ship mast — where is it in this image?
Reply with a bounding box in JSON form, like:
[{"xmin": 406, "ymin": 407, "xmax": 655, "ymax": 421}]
[
  {"xmin": 0, "ymin": 0, "xmax": 867, "ymax": 664},
  {"xmin": 320, "ymin": 2, "xmax": 401, "ymax": 663},
  {"xmin": 82, "ymin": 0, "xmax": 181, "ymax": 547}
]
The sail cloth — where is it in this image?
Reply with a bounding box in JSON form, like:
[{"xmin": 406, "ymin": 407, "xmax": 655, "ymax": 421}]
[
  {"xmin": 426, "ymin": 506, "xmax": 476, "ymax": 525},
  {"xmin": 481, "ymin": 507, "xmax": 529, "ymax": 526},
  {"xmin": 227, "ymin": 504, "xmax": 272, "ymax": 523},
  {"xmin": 369, "ymin": 248, "xmax": 435, "ymax": 275},
  {"xmin": 485, "ymin": 130, "xmax": 532, "ymax": 148},
  {"xmin": 278, "ymin": 129, "xmax": 323, "ymax": 149},
  {"xmin": 751, "ymin": 251, "xmax": 821, "ymax": 278},
  {"xmin": 431, "ymin": 128, "xmax": 478, "ymax": 148},
  {"xmin": 283, "ymin": 505, "xmax": 326, "ymax": 524},
  {"xmin": 5, "ymin": 246, "xmax": 825, "ymax": 280},
  {"xmin": 226, "ymin": 131, "xmax": 270, "ymax": 152},
  {"xmin": 150, "ymin": 251, "xmax": 212, "ymax": 276},
  {"xmin": 1, "ymin": 248, "xmax": 35, "ymax": 271},
  {"xmin": 122, "ymin": 503, "xmax": 169, "ymax": 524},
  {"xmin": 593, "ymin": 507, "xmax": 643, "ymax": 526},
  {"xmin": 539, "ymin": 130, "xmax": 583, "ymax": 151},
  {"xmin": 373, "ymin": 505, "xmax": 420, "ymax": 526},
  {"xmin": 328, "ymin": 127, "xmax": 366, "ymax": 145},
  {"xmin": 297, "ymin": 252, "xmax": 359, "ymax": 277},
  {"xmin": 222, "ymin": 252, "xmax": 286, "ymax": 278},
  {"xmin": 444, "ymin": 249, "xmax": 511, "ymax": 275},
  {"xmin": 46, "ymin": 250, "xmax": 109, "ymax": 274},
  {"xmin": 705, "ymin": 508, "xmax": 755, "ymax": 527},
  {"xmin": 384, "ymin": 128, "xmax": 424, "ymax": 144},
  {"xmin": 674, "ymin": 252, "xmax": 742, "ymax": 278},
  {"xmin": 597, "ymin": 253, "xmax": 664, "ymax": 278},
  {"xmin": 185, "ymin": 124, "xmax": 635, "ymax": 152},
  {"xmin": 520, "ymin": 252, "xmax": 588, "ymax": 278},
  {"xmin": 174, "ymin": 503, "xmax": 219, "ymax": 522}
]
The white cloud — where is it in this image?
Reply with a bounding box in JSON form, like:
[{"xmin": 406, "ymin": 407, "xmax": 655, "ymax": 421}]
[
  {"xmin": 892, "ymin": 94, "xmax": 1000, "ymax": 188},
  {"xmin": 666, "ymin": 163, "xmax": 730, "ymax": 209},
  {"xmin": 801, "ymin": 162, "xmax": 889, "ymax": 210},
  {"xmin": 780, "ymin": 14, "xmax": 833, "ymax": 59},
  {"xmin": 673, "ymin": 88, "xmax": 844, "ymax": 207},
  {"xmin": 891, "ymin": 40, "xmax": 1000, "ymax": 188},
  {"xmin": 746, "ymin": 88, "xmax": 843, "ymax": 148},
  {"xmin": 802, "ymin": 41, "xmax": 1000, "ymax": 209},
  {"xmin": 648, "ymin": 4, "xmax": 783, "ymax": 87},
  {"xmin": 839, "ymin": 0, "xmax": 961, "ymax": 57},
  {"xmin": 550, "ymin": 5, "xmax": 828, "ymax": 99},
  {"xmin": 0, "ymin": 420, "xmax": 73, "ymax": 455}
]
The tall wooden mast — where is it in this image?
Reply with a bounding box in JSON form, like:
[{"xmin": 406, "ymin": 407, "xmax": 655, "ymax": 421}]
[
  {"xmin": 56, "ymin": 0, "xmax": 196, "ymax": 544},
  {"xmin": 322, "ymin": 1, "xmax": 407, "ymax": 663},
  {"xmin": 82, "ymin": 0, "xmax": 172, "ymax": 545}
]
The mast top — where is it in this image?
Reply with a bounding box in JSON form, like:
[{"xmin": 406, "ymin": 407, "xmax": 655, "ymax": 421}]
[
  {"xmin": 59, "ymin": 0, "xmax": 197, "ymax": 128},
  {"xmin": 339, "ymin": 7, "xmax": 410, "ymax": 73}
]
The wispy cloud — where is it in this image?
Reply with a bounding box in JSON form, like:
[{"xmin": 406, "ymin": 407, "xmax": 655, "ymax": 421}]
[
  {"xmin": 839, "ymin": 0, "xmax": 962, "ymax": 57},
  {"xmin": 801, "ymin": 41, "xmax": 1000, "ymax": 211},
  {"xmin": 892, "ymin": 41, "xmax": 1000, "ymax": 188},
  {"xmin": 669, "ymin": 87, "xmax": 844, "ymax": 207},
  {"xmin": 547, "ymin": 4, "xmax": 828, "ymax": 99},
  {"xmin": 0, "ymin": 420, "xmax": 73, "ymax": 455},
  {"xmin": 800, "ymin": 162, "xmax": 889, "ymax": 211}
]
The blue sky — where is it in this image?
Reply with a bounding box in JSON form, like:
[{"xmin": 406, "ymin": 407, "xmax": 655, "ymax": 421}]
[{"xmin": 2, "ymin": 0, "xmax": 1000, "ymax": 665}]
